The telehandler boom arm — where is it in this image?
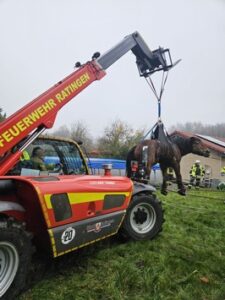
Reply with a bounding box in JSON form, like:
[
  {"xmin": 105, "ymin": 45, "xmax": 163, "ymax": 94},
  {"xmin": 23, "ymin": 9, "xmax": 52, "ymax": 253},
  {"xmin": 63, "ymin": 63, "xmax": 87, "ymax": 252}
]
[{"xmin": 0, "ymin": 31, "xmax": 174, "ymax": 175}]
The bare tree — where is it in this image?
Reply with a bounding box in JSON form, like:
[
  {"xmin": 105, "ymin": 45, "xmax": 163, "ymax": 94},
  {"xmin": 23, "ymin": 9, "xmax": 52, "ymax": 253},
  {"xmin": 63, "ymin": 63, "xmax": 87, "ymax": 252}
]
[
  {"xmin": 53, "ymin": 122, "xmax": 94, "ymax": 152},
  {"xmin": 96, "ymin": 119, "xmax": 144, "ymax": 159},
  {"xmin": 53, "ymin": 125, "xmax": 70, "ymax": 137},
  {"xmin": 0, "ymin": 108, "xmax": 6, "ymax": 122},
  {"xmin": 70, "ymin": 121, "xmax": 93, "ymax": 152}
]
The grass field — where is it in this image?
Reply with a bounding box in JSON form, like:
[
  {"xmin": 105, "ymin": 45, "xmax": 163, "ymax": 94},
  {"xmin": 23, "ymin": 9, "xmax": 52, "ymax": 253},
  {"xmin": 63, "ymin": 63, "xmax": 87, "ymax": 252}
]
[{"xmin": 20, "ymin": 189, "xmax": 225, "ymax": 300}]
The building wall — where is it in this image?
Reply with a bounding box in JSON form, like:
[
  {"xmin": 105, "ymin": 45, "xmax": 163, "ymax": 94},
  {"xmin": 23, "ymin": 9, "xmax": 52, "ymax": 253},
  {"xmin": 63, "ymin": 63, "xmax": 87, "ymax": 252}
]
[{"xmin": 180, "ymin": 150, "xmax": 225, "ymax": 181}]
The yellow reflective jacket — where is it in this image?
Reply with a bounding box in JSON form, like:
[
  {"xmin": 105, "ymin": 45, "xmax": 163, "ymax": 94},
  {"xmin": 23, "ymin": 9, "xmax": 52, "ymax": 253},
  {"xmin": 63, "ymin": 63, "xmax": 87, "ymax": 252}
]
[
  {"xmin": 221, "ymin": 166, "xmax": 225, "ymax": 175},
  {"xmin": 190, "ymin": 164, "xmax": 204, "ymax": 178},
  {"xmin": 20, "ymin": 150, "xmax": 30, "ymax": 161}
]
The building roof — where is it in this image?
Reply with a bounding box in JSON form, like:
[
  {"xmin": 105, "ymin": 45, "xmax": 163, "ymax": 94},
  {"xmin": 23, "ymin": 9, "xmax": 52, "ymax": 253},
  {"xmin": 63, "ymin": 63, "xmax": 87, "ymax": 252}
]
[
  {"xmin": 197, "ymin": 134, "xmax": 225, "ymax": 148},
  {"xmin": 170, "ymin": 130, "xmax": 225, "ymax": 155}
]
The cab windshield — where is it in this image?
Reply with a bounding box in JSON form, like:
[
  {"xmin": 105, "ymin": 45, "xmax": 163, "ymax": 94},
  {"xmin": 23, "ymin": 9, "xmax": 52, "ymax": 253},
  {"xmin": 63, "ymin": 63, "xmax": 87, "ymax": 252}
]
[{"xmin": 9, "ymin": 137, "xmax": 88, "ymax": 176}]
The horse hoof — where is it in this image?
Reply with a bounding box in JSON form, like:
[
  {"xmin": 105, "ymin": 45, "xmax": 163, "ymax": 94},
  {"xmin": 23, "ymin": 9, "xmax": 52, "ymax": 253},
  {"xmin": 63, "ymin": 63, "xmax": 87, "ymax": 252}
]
[
  {"xmin": 178, "ymin": 189, "xmax": 186, "ymax": 196},
  {"xmin": 161, "ymin": 190, "xmax": 168, "ymax": 196}
]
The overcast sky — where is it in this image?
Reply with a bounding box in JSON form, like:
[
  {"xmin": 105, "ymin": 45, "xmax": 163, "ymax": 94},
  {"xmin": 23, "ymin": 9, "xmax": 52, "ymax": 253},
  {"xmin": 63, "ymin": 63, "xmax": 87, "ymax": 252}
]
[{"xmin": 0, "ymin": 0, "xmax": 225, "ymax": 137}]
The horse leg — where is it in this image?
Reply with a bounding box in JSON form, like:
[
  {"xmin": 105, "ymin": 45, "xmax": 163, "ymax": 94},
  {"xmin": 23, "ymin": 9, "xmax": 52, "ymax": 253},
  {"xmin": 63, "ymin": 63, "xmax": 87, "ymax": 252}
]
[
  {"xmin": 145, "ymin": 143, "xmax": 157, "ymax": 180},
  {"xmin": 160, "ymin": 165, "xmax": 168, "ymax": 195},
  {"xmin": 145, "ymin": 160, "xmax": 152, "ymax": 180},
  {"xmin": 173, "ymin": 163, "xmax": 186, "ymax": 196}
]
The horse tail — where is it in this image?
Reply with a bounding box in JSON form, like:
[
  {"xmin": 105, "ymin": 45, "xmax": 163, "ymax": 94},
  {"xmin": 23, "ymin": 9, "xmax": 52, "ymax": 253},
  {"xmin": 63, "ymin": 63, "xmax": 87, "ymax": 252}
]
[{"xmin": 134, "ymin": 143, "xmax": 143, "ymax": 162}]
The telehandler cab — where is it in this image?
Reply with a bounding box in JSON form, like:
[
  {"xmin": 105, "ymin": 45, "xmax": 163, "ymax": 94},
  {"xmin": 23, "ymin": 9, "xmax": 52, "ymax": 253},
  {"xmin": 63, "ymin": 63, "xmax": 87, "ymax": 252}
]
[{"xmin": 0, "ymin": 32, "xmax": 175, "ymax": 299}]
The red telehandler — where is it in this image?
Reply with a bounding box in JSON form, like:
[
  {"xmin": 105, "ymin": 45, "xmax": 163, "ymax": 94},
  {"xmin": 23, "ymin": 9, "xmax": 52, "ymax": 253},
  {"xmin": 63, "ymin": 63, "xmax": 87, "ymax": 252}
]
[{"xmin": 0, "ymin": 32, "xmax": 175, "ymax": 299}]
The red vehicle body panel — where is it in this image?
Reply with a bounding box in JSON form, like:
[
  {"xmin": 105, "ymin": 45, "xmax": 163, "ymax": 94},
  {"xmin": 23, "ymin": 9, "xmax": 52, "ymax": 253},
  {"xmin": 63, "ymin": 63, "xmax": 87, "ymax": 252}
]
[{"xmin": 0, "ymin": 175, "xmax": 133, "ymax": 256}]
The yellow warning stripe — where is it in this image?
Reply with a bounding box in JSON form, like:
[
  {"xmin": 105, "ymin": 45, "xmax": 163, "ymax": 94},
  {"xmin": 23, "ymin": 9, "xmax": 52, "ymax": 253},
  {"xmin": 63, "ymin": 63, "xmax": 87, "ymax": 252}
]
[
  {"xmin": 48, "ymin": 229, "xmax": 57, "ymax": 257},
  {"xmin": 55, "ymin": 230, "xmax": 120, "ymax": 258},
  {"xmin": 44, "ymin": 192, "xmax": 130, "ymax": 209}
]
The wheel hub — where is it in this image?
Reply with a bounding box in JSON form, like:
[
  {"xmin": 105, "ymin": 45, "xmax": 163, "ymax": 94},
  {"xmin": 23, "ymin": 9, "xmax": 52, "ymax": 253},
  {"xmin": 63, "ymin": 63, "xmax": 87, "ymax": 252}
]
[
  {"xmin": 133, "ymin": 208, "xmax": 148, "ymax": 224},
  {"xmin": 130, "ymin": 202, "xmax": 157, "ymax": 234}
]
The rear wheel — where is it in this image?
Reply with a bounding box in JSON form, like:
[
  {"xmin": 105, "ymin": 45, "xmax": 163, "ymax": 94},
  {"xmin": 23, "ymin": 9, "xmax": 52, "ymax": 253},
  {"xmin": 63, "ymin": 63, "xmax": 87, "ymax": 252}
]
[
  {"xmin": 0, "ymin": 219, "xmax": 32, "ymax": 300},
  {"xmin": 120, "ymin": 194, "xmax": 164, "ymax": 241}
]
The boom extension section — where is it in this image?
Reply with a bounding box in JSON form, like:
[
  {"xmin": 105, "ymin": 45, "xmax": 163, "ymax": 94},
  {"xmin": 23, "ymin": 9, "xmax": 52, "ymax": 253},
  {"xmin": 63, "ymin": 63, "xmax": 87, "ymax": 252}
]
[
  {"xmin": 0, "ymin": 31, "xmax": 175, "ymax": 175},
  {"xmin": 97, "ymin": 31, "xmax": 174, "ymax": 76}
]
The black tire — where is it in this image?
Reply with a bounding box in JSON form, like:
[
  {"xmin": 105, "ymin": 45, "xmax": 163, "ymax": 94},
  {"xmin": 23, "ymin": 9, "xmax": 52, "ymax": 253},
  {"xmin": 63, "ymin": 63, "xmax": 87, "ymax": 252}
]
[
  {"xmin": 0, "ymin": 219, "xmax": 32, "ymax": 300},
  {"xmin": 120, "ymin": 194, "xmax": 164, "ymax": 241}
]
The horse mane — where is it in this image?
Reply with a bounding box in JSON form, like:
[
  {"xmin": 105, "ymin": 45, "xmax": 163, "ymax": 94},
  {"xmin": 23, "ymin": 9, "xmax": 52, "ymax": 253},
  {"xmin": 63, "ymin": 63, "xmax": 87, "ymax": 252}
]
[{"xmin": 170, "ymin": 135, "xmax": 192, "ymax": 156}]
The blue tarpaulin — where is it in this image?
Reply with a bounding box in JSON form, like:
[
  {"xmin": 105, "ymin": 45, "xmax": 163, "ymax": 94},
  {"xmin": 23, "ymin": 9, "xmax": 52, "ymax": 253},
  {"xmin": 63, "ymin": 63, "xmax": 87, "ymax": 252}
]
[
  {"xmin": 44, "ymin": 156, "xmax": 160, "ymax": 172},
  {"xmin": 87, "ymin": 158, "xmax": 125, "ymax": 170},
  {"xmin": 88, "ymin": 158, "xmax": 160, "ymax": 171}
]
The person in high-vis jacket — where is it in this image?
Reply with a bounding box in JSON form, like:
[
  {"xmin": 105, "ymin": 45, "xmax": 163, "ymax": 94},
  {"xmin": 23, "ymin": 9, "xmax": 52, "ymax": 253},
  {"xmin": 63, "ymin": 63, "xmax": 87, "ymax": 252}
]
[
  {"xmin": 189, "ymin": 160, "xmax": 205, "ymax": 188},
  {"xmin": 221, "ymin": 166, "xmax": 225, "ymax": 176},
  {"xmin": 31, "ymin": 147, "xmax": 48, "ymax": 171},
  {"xmin": 20, "ymin": 150, "xmax": 30, "ymax": 161}
]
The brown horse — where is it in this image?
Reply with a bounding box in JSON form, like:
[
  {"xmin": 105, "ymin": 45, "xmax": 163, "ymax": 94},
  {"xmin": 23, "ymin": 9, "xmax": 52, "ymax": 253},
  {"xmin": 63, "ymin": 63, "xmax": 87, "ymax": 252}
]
[{"xmin": 126, "ymin": 135, "xmax": 210, "ymax": 195}]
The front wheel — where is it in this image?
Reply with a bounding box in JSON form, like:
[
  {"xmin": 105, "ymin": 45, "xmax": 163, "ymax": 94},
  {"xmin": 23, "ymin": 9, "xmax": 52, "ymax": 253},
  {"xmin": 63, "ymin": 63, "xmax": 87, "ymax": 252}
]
[
  {"xmin": 120, "ymin": 194, "xmax": 164, "ymax": 241},
  {"xmin": 0, "ymin": 219, "xmax": 32, "ymax": 300}
]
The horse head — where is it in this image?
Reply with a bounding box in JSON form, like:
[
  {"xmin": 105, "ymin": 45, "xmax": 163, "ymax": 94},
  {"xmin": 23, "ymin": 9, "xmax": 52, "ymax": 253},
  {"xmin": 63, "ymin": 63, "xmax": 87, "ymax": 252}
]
[{"xmin": 190, "ymin": 137, "xmax": 210, "ymax": 157}]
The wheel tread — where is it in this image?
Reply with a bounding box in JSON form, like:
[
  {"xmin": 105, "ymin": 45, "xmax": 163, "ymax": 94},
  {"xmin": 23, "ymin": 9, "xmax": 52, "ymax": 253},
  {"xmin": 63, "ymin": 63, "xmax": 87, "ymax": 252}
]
[
  {"xmin": 0, "ymin": 219, "xmax": 33, "ymax": 300},
  {"xmin": 120, "ymin": 193, "xmax": 164, "ymax": 241}
]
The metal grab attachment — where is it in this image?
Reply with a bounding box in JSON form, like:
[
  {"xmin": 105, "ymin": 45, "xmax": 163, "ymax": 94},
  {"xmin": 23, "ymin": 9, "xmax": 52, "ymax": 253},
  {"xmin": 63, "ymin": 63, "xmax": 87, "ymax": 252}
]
[
  {"xmin": 135, "ymin": 47, "xmax": 175, "ymax": 78},
  {"xmin": 96, "ymin": 32, "xmax": 179, "ymax": 77}
]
